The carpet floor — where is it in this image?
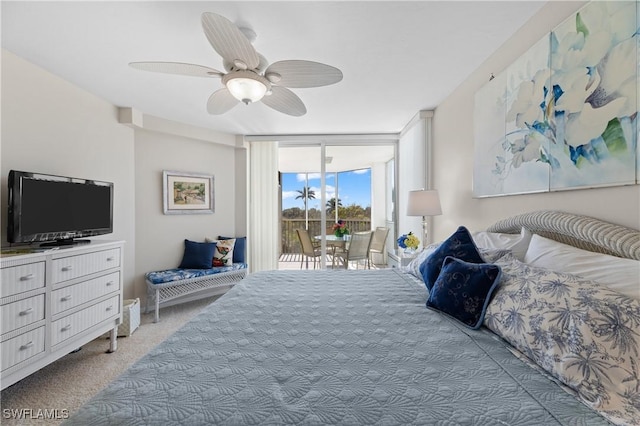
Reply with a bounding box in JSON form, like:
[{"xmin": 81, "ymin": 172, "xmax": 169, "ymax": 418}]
[{"xmin": 0, "ymin": 295, "xmax": 222, "ymax": 425}]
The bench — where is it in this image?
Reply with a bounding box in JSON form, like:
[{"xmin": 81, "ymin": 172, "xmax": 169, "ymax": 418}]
[{"xmin": 145, "ymin": 263, "xmax": 247, "ymax": 322}]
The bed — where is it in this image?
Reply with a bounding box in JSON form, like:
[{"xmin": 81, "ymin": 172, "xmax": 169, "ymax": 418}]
[{"xmin": 65, "ymin": 211, "xmax": 640, "ymax": 425}]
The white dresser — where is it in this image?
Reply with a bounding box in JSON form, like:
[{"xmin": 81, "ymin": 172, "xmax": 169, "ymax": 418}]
[{"xmin": 0, "ymin": 240, "xmax": 124, "ymax": 390}]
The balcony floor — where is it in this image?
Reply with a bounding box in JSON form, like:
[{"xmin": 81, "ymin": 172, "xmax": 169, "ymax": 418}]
[{"xmin": 278, "ymin": 253, "xmax": 388, "ymax": 270}]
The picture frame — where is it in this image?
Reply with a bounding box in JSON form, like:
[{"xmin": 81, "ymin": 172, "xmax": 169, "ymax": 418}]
[{"xmin": 163, "ymin": 170, "xmax": 214, "ymax": 215}]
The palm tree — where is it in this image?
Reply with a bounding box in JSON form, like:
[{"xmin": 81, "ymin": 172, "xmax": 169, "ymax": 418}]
[
  {"xmin": 326, "ymin": 197, "xmax": 343, "ymax": 214},
  {"xmin": 296, "ymin": 186, "xmax": 316, "ymax": 229},
  {"xmin": 295, "ymin": 187, "xmax": 316, "ymax": 203}
]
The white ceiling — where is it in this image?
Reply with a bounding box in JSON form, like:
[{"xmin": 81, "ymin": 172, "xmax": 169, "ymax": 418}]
[{"xmin": 1, "ymin": 1, "xmax": 546, "ymax": 137}]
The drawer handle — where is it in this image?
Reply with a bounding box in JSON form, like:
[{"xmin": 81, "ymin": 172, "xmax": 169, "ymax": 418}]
[
  {"xmin": 61, "ymin": 324, "xmax": 72, "ymax": 332},
  {"xmin": 61, "ymin": 266, "xmax": 73, "ymax": 272},
  {"xmin": 19, "ymin": 341, "xmax": 34, "ymax": 350},
  {"xmin": 61, "ymin": 295, "xmax": 72, "ymax": 302},
  {"xmin": 106, "ymin": 257, "xmax": 115, "ymax": 261},
  {"xmin": 20, "ymin": 273, "xmax": 35, "ymax": 281},
  {"xmin": 106, "ymin": 281, "xmax": 114, "ymax": 286},
  {"xmin": 19, "ymin": 307, "xmax": 34, "ymax": 316},
  {"xmin": 106, "ymin": 305, "xmax": 113, "ymax": 312}
]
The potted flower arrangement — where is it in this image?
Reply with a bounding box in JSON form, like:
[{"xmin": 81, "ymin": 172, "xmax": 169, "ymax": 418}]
[
  {"xmin": 397, "ymin": 232, "xmax": 420, "ymax": 253},
  {"xmin": 332, "ymin": 220, "xmax": 350, "ymax": 238}
]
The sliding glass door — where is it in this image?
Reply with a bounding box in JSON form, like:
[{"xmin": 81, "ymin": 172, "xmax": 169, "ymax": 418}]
[
  {"xmin": 279, "ymin": 144, "xmax": 326, "ymax": 268},
  {"xmin": 279, "ymin": 141, "xmax": 395, "ymax": 270}
]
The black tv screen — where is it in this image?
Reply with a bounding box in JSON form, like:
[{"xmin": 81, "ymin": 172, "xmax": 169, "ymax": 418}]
[{"xmin": 8, "ymin": 170, "xmax": 113, "ymax": 245}]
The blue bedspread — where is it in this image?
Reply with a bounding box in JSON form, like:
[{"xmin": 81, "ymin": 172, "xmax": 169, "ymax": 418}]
[{"xmin": 65, "ymin": 269, "xmax": 609, "ymax": 425}]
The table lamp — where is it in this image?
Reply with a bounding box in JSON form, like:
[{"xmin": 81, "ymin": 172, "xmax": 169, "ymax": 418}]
[{"xmin": 407, "ymin": 189, "xmax": 442, "ymax": 249}]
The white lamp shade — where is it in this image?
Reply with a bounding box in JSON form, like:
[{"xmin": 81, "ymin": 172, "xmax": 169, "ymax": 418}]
[
  {"xmin": 407, "ymin": 190, "xmax": 442, "ymax": 216},
  {"xmin": 223, "ymin": 71, "xmax": 269, "ymax": 104}
]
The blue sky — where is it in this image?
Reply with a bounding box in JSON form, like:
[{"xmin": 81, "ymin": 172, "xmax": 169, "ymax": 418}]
[{"xmin": 281, "ymin": 169, "xmax": 371, "ymax": 210}]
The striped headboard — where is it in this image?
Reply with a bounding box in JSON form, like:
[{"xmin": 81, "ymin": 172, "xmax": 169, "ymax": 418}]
[{"xmin": 487, "ymin": 210, "xmax": 640, "ymax": 261}]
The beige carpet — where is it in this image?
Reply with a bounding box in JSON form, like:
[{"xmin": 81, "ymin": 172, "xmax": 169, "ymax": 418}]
[{"xmin": 0, "ymin": 295, "xmax": 222, "ymax": 425}]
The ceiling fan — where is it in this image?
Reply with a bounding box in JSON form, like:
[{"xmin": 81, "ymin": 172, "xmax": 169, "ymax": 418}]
[{"xmin": 129, "ymin": 12, "xmax": 343, "ymax": 117}]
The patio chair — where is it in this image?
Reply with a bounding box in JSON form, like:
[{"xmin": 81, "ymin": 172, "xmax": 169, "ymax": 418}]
[
  {"xmin": 368, "ymin": 226, "xmax": 390, "ymax": 268},
  {"xmin": 296, "ymin": 229, "xmax": 322, "ymax": 269},
  {"xmin": 335, "ymin": 231, "xmax": 373, "ymax": 269}
]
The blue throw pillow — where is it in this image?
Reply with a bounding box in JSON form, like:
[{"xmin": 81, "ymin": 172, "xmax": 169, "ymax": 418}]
[
  {"xmin": 178, "ymin": 239, "xmax": 216, "ymax": 269},
  {"xmin": 420, "ymin": 226, "xmax": 484, "ymax": 290},
  {"xmin": 218, "ymin": 236, "xmax": 246, "ymax": 263},
  {"xmin": 426, "ymin": 256, "xmax": 502, "ymax": 329}
]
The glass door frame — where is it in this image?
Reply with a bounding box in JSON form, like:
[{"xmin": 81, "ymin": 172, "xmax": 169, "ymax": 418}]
[{"xmin": 278, "ymin": 136, "xmax": 399, "ymax": 269}]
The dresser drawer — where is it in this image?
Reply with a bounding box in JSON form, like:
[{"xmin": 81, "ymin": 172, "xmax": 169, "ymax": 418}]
[
  {"xmin": 51, "ymin": 295, "xmax": 120, "ymax": 346},
  {"xmin": 1, "ymin": 262, "xmax": 45, "ymax": 298},
  {"xmin": 1, "ymin": 295, "xmax": 45, "ymax": 335},
  {"xmin": 52, "ymin": 272, "xmax": 120, "ymax": 315},
  {"xmin": 1, "ymin": 326, "xmax": 45, "ymax": 371},
  {"xmin": 52, "ymin": 248, "xmax": 120, "ymax": 283}
]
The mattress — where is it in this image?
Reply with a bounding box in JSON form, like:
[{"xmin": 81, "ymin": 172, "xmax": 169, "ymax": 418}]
[{"xmin": 65, "ymin": 269, "xmax": 609, "ymax": 425}]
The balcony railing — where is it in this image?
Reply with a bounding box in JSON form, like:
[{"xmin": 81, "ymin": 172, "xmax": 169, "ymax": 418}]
[{"xmin": 282, "ymin": 218, "xmax": 372, "ymax": 254}]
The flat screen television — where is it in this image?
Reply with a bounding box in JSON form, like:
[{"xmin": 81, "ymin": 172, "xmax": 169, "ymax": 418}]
[{"xmin": 7, "ymin": 170, "xmax": 113, "ymax": 246}]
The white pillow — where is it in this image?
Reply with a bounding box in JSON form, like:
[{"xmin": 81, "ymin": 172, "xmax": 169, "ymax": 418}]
[
  {"xmin": 205, "ymin": 237, "xmax": 236, "ymax": 266},
  {"xmin": 403, "ymin": 243, "xmax": 510, "ymax": 280},
  {"xmin": 472, "ymin": 227, "xmax": 532, "ymax": 261},
  {"xmin": 524, "ymin": 234, "xmax": 640, "ymax": 300}
]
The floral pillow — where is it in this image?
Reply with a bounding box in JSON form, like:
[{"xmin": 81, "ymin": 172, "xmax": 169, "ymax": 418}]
[
  {"xmin": 485, "ymin": 253, "xmax": 640, "ymax": 425},
  {"xmin": 218, "ymin": 236, "xmax": 246, "ymax": 263},
  {"xmin": 212, "ymin": 238, "xmax": 235, "ymax": 267}
]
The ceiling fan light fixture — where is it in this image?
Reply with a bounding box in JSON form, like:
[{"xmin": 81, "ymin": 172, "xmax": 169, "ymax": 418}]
[{"xmin": 223, "ymin": 70, "xmax": 271, "ymax": 105}]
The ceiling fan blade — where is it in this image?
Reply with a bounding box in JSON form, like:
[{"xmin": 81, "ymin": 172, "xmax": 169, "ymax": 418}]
[
  {"xmin": 201, "ymin": 12, "xmax": 259, "ymax": 70},
  {"xmin": 265, "ymin": 60, "xmax": 343, "ymax": 88},
  {"xmin": 207, "ymin": 88, "xmax": 239, "ymax": 114},
  {"xmin": 261, "ymin": 86, "xmax": 307, "ymax": 117},
  {"xmin": 129, "ymin": 61, "xmax": 223, "ymax": 78}
]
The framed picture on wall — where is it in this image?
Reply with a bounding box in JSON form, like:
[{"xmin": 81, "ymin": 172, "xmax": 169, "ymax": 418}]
[{"xmin": 163, "ymin": 170, "xmax": 214, "ymax": 215}]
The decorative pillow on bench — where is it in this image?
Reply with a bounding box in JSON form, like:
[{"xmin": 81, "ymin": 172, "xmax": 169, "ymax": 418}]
[
  {"xmin": 217, "ymin": 236, "xmax": 246, "ymax": 263},
  {"xmin": 178, "ymin": 239, "xmax": 217, "ymax": 269},
  {"xmin": 211, "ymin": 238, "xmax": 235, "ymax": 266}
]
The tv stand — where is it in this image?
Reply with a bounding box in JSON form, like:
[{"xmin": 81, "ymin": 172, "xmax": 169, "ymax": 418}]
[{"xmin": 40, "ymin": 239, "xmax": 91, "ymax": 247}]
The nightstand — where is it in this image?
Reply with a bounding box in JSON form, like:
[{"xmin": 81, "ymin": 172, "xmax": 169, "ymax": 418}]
[{"xmin": 387, "ymin": 249, "xmax": 418, "ymax": 268}]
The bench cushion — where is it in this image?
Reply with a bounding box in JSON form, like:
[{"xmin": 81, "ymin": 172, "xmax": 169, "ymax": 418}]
[{"xmin": 146, "ymin": 263, "xmax": 248, "ymax": 285}]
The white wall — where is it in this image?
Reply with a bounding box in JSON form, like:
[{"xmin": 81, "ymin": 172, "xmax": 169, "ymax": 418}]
[
  {"xmin": 234, "ymin": 139, "xmax": 248, "ymax": 238},
  {"xmin": 398, "ymin": 116, "xmax": 426, "ymax": 242},
  {"xmin": 431, "ymin": 1, "xmax": 640, "ymax": 240},
  {"xmin": 370, "ymin": 162, "xmax": 386, "ymax": 229},
  {"xmin": 1, "ymin": 49, "xmax": 137, "ymax": 296},
  {"xmin": 133, "ymin": 128, "xmax": 239, "ymax": 298},
  {"xmin": 1, "ymin": 49, "xmax": 243, "ymax": 302}
]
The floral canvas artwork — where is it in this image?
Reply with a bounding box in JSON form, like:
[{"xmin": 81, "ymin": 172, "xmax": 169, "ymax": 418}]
[
  {"xmin": 549, "ymin": 1, "xmax": 637, "ymax": 190},
  {"xmin": 474, "ymin": 1, "xmax": 638, "ymax": 197}
]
